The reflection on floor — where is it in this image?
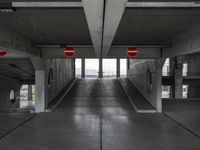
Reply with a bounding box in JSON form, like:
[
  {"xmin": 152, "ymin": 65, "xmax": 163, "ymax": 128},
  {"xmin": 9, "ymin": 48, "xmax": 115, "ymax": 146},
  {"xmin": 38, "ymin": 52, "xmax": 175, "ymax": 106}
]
[{"xmin": 0, "ymin": 79, "xmax": 199, "ymax": 150}]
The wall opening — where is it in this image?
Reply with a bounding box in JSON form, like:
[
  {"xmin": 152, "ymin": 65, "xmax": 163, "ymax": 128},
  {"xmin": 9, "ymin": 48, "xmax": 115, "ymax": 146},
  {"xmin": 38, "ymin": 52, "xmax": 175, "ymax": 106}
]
[
  {"xmin": 183, "ymin": 85, "xmax": 189, "ymax": 98},
  {"xmin": 182, "ymin": 63, "xmax": 188, "ymax": 76},
  {"xmin": 162, "ymin": 85, "xmax": 171, "ymax": 98},
  {"xmin": 20, "ymin": 85, "xmax": 35, "ymax": 110},
  {"xmin": 48, "ymin": 68, "xmax": 53, "ymax": 87},
  {"xmin": 85, "ymin": 59, "xmax": 99, "ymax": 78},
  {"xmin": 120, "ymin": 59, "xmax": 127, "ymax": 77},
  {"xmin": 162, "ymin": 58, "xmax": 170, "ymax": 76},
  {"xmin": 75, "ymin": 58, "xmax": 82, "ymax": 78},
  {"xmin": 9, "ymin": 90, "xmax": 15, "ymax": 104},
  {"xmin": 103, "ymin": 59, "xmax": 116, "ymax": 78}
]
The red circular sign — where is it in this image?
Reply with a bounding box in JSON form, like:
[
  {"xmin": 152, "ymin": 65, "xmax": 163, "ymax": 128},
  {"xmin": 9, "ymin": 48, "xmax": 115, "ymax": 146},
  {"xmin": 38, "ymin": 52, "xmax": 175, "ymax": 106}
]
[
  {"xmin": 0, "ymin": 50, "xmax": 7, "ymax": 57},
  {"xmin": 128, "ymin": 47, "xmax": 138, "ymax": 57},
  {"xmin": 64, "ymin": 47, "xmax": 75, "ymax": 57}
]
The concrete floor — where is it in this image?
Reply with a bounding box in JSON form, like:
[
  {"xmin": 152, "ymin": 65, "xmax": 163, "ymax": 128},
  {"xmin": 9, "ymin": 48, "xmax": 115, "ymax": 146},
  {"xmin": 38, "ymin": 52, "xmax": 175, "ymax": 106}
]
[
  {"xmin": 0, "ymin": 79, "xmax": 200, "ymax": 150},
  {"xmin": 163, "ymin": 99, "xmax": 200, "ymax": 137}
]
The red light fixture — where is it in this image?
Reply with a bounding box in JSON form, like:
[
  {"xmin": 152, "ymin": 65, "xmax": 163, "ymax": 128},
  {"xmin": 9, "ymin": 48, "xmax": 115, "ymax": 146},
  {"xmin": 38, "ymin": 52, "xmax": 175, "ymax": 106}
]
[
  {"xmin": 64, "ymin": 47, "xmax": 75, "ymax": 57},
  {"xmin": 0, "ymin": 50, "xmax": 7, "ymax": 57},
  {"xmin": 128, "ymin": 47, "xmax": 138, "ymax": 57}
]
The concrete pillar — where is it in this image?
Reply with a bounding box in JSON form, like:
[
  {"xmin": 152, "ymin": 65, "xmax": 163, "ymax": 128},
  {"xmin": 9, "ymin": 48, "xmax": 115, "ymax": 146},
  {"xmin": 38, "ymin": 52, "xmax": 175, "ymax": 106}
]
[
  {"xmin": 31, "ymin": 57, "xmax": 47, "ymax": 113},
  {"xmin": 81, "ymin": 58, "xmax": 85, "ymax": 78},
  {"xmin": 99, "ymin": 58, "xmax": 103, "ymax": 78},
  {"xmin": 72, "ymin": 58, "xmax": 76, "ymax": 78},
  {"xmin": 169, "ymin": 58, "xmax": 176, "ymax": 76},
  {"xmin": 117, "ymin": 58, "xmax": 120, "ymax": 78},
  {"xmin": 28, "ymin": 85, "xmax": 32, "ymax": 101},
  {"xmin": 175, "ymin": 68, "xmax": 183, "ymax": 98},
  {"xmin": 35, "ymin": 70, "xmax": 46, "ymax": 113},
  {"xmin": 154, "ymin": 69, "xmax": 162, "ymax": 113},
  {"xmin": 174, "ymin": 63, "xmax": 183, "ymax": 98}
]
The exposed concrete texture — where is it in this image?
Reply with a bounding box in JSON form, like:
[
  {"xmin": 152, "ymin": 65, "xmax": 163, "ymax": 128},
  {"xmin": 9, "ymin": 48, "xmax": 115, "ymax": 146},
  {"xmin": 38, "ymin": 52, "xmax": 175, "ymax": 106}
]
[
  {"xmin": 0, "ymin": 26, "xmax": 39, "ymax": 57},
  {"xmin": 82, "ymin": 0, "xmax": 104, "ymax": 57},
  {"xmin": 102, "ymin": 0, "xmax": 128, "ymax": 57},
  {"xmin": 41, "ymin": 47, "xmax": 161, "ymax": 58},
  {"xmin": 0, "ymin": 76, "xmax": 21, "ymax": 110},
  {"xmin": 163, "ymin": 29, "xmax": 200, "ymax": 57},
  {"xmin": 35, "ymin": 70, "xmax": 46, "ymax": 113},
  {"xmin": 174, "ymin": 64, "xmax": 183, "ymax": 98},
  {"xmin": 172, "ymin": 54, "xmax": 200, "ymax": 98},
  {"xmin": 45, "ymin": 59, "xmax": 75, "ymax": 105},
  {"xmin": 127, "ymin": 59, "xmax": 162, "ymax": 112},
  {"xmin": 31, "ymin": 58, "xmax": 75, "ymax": 112},
  {"xmin": 184, "ymin": 53, "xmax": 200, "ymax": 76}
]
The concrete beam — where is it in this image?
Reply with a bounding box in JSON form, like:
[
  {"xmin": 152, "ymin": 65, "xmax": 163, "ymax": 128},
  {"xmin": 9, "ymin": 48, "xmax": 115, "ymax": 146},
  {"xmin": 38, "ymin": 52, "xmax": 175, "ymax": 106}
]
[
  {"xmin": 12, "ymin": 2, "xmax": 82, "ymax": 7},
  {"xmin": 31, "ymin": 57, "xmax": 45, "ymax": 70},
  {"xmin": 41, "ymin": 47, "xmax": 161, "ymax": 59},
  {"xmin": 82, "ymin": 0, "xmax": 104, "ymax": 57},
  {"xmin": 163, "ymin": 29, "xmax": 200, "ymax": 58},
  {"xmin": 102, "ymin": 0, "xmax": 128, "ymax": 57},
  {"xmin": 126, "ymin": 2, "xmax": 200, "ymax": 8},
  {"xmin": 11, "ymin": 2, "xmax": 200, "ymax": 8},
  {"xmin": 0, "ymin": 28, "xmax": 39, "ymax": 57}
]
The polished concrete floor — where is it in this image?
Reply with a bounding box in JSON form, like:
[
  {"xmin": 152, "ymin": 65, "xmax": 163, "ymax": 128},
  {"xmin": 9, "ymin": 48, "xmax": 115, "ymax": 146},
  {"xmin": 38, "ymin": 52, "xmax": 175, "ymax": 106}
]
[{"xmin": 0, "ymin": 79, "xmax": 200, "ymax": 150}]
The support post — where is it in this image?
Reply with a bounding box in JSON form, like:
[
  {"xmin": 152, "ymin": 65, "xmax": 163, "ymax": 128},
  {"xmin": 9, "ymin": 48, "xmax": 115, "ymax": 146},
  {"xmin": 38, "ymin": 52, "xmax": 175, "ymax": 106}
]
[
  {"xmin": 117, "ymin": 58, "xmax": 120, "ymax": 78},
  {"xmin": 81, "ymin": 58, "xmax": 85, "ymax": 78},
  {"xmin": 174, "ymin": 64, "xmax": 183, "ymax": 98},
  {"xmin": 28, "ymin": 85, "xmax": 32, "ymax": 101},
  {"xmin": 155, "ymin": 69, "xmax": 162, "ymax": 113},
  {"xmin": 35, "ymin": 70, "xmax": 46, "ymax": 113},
  {"xmin": 99, "ymin": 58, "xmax": 103, "ymax": 78},
  {"xmin": 31, "ymin": 57, "xmax": 47, "ymax": 113}
]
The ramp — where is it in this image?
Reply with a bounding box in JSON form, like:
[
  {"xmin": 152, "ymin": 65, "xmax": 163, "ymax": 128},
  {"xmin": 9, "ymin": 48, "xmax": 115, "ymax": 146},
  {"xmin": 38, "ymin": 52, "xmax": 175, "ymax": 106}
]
[{"xmin": 118, "ymin": 78, "xmax": 156, "ymax": 113}]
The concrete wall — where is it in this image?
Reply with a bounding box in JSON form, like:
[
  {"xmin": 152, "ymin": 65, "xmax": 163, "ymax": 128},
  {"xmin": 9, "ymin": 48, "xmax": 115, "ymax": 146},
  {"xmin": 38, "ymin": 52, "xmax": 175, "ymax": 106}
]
[
  {"xmin": 44, "ymin": 58, "xmax": 75, "ymax": 106},
  {"xmin": 0, "ymin": 58, "xmax": 75, "ymax": 111},
  {"xmin": 127, "ymin": 59, "xmax": 162, "ymax": 112},
  {"xmin": 178, "ymin": 54, "xmax": 200, "ymax": 98},
  {"xmin": 0, "ymin": 76, "xmax": 21, "ymax": 110}
]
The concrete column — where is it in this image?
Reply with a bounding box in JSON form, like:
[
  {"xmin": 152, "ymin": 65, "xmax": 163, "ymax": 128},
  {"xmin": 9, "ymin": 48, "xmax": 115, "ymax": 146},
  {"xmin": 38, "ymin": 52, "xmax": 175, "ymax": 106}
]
[
  {"xmin": 169, "ymin": 58, "xmax": 176, "ymax": 76},
  {"xmin": 116, "ymin": 58, "xmax": 120, "ymax": 78},
  {"xmin": 28, "ymin": 85, "xmax": 32, "ymax": 101},
  {"xmin": 174, "ymin": 64, "xmax": 183, "ymax": 98},
  {"xmin": 99, "ymin": 58, "xmax": 103, "ymax": 78},
  {"xmin": 154, "ymin": 69, "xmax": 162, "ymax": 113},
  {"xmin": 81, "ymin": 58, "xmax": 85, "ymax": 78},
  {"xmin": 35, "ymin": 70, "xmax": 46, "ymax": 113},
  {"xmin": 72, "ymin": 58, "xmax": 76, "ymax": 78}
]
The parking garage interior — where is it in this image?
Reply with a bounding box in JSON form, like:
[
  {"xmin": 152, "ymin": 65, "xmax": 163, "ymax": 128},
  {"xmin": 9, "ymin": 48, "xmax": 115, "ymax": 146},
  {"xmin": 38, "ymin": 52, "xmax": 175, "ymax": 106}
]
[{"xmin": 0, "ymin": 1, "xmax": 200, "ymax": 150}]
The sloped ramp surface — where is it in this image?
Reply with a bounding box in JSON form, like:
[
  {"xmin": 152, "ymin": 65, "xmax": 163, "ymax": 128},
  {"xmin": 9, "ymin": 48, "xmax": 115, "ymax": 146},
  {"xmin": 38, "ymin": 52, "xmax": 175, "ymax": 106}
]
[{"xmin": 119, "ymin": 78, "xmax": 156, "ymax": 113}]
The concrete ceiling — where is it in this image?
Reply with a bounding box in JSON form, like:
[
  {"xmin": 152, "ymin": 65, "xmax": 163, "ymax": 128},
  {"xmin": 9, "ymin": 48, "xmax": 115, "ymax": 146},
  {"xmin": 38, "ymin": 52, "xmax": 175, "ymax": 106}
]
[
  {"xmin": 1, "ymin": 1, "xmax": 200, "ymax": 58},
  {"xmin": 0, "ymin": 8, "xmax": 92, "ymax": 45},
  {"xmin": 0, "ymin": 58, "xmax": 35, "ymax": 83},
  {"xmin": 113, "ymin": 8, "xmax": 200, "ymax": 45}
]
